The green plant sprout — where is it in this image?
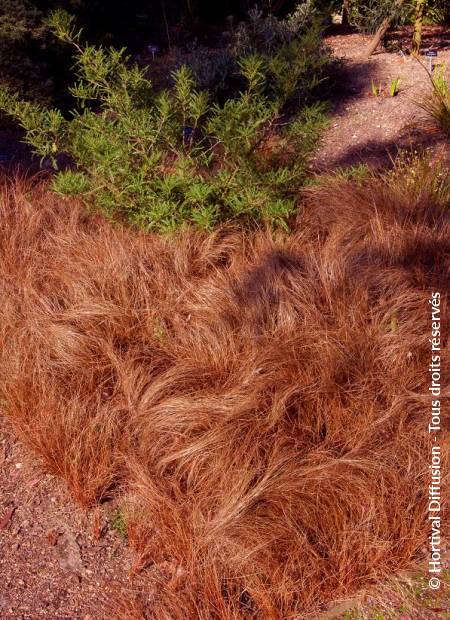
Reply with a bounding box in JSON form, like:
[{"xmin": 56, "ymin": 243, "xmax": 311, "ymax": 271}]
[
  {"xmin": 389, "ymin": 77, "xmax": 400, "ymax": 97},
  {"xmin": 371, "ymin": 79, "xmax": 382, "ymax": 97}
]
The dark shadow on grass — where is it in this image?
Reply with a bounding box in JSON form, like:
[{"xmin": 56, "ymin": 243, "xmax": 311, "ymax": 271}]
[{"xmin": 351, "ymin": 236, "xmax": 450, "ymax": 293}]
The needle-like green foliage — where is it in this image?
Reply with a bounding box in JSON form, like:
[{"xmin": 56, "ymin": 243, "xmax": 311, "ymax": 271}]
[{"xmin": 0, "ymin": 9, "xmax": 328, "ymax": 232}]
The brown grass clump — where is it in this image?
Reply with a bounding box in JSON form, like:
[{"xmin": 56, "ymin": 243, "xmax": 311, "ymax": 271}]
[
  {"xmin": 417, "ymin": 65, "xmax": 450, "ymax": 136},
  {"xmin": 0, "ymin": 160, "xmax": 449, "ymax": 618}
]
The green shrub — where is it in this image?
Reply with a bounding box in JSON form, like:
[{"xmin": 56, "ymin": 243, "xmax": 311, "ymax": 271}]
[
  {"xmin": 172, "ymin": 3, "xmax": 330, "ymax": 105},
  {"xmin": 426, "ymin": 0, "xmax": 450, "ymax": 25},
  {"xmin": 228, "ymin": 2, "xmax": 317, "ymax": 56},
  {"xmin": 347, "ymin": 0, "xmax": 411, "ymax": 33},
  {"xmin": 172, "ymin": 42, "xmax": 234, "ymax": 94},
  {"xmin": 0, "ymin": 10, "xmax": 329, "ymax": 232}
]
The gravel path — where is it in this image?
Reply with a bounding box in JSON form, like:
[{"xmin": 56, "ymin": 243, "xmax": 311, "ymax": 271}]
[{"xmin": 313, "ymin": 26, "xmax": 450, "ymax": 171}]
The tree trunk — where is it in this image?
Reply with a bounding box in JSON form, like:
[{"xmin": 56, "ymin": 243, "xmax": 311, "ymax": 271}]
[
  {"xmin": 412, "ymin": 0, "xmax": 427, "ymax": 54},
  {"xmin": 363, "ymin": 0, "xmax": 407, "ymax": 58},
  {"xmin": 342, "ymin": 0, "xmax": 350, "ymax": 26}
]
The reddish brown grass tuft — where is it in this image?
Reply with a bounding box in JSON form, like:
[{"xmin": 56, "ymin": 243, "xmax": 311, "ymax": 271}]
[{"xmin": 0, "ymin": 163, "xmax": 448, "ymax": 618}]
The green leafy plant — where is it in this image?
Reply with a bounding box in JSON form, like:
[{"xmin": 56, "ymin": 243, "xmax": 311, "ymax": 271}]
[
  {"xmin": 336, "ymin": 162, "xmax": 371, "ymax": 183},
  {"xmin": 111, "ymin": 509, "xmax": 127, "ymax": 537},
  {"xmin": 172, "ymin": 42, "xmax": 234, "ymax": 94},
  {"xmin": 426, "ymin": 0, "xmax": 450, "ymax": 25},
  {"xmin": 173, "ymin": 4, "xmax": 330, "ymax": 105},
  {"xmin": 228, "ymin": 5, "xmax": 331, "ymax": 107},
  {"xmin": 389, "ymin": 76, "xmax": 400, "ymax": 96},
  {"xmin": 229, "ymin": 2, "xmax": 316, "ymax": 57},
  {"xmin": 347, "ymin": 0, "xmax": 411, "ymax": 34},
  {"xmin": 0, "ymin": 9, "xmax": 328, "ymax": 232}
]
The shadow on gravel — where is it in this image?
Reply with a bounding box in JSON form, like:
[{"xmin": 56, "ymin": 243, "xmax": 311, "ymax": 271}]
[{"xmin": 313, "ymin": 124, "xmax": 449, "ymax": 172}]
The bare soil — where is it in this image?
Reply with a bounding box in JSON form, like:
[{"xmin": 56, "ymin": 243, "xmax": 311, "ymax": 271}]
[
  {"xmin": 313, "ymin": 26, "xmax": 450, "ymax": 171},
  {"xmin": 0, "ymin": 419, "xmax": 144, "ymax": 620}
]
